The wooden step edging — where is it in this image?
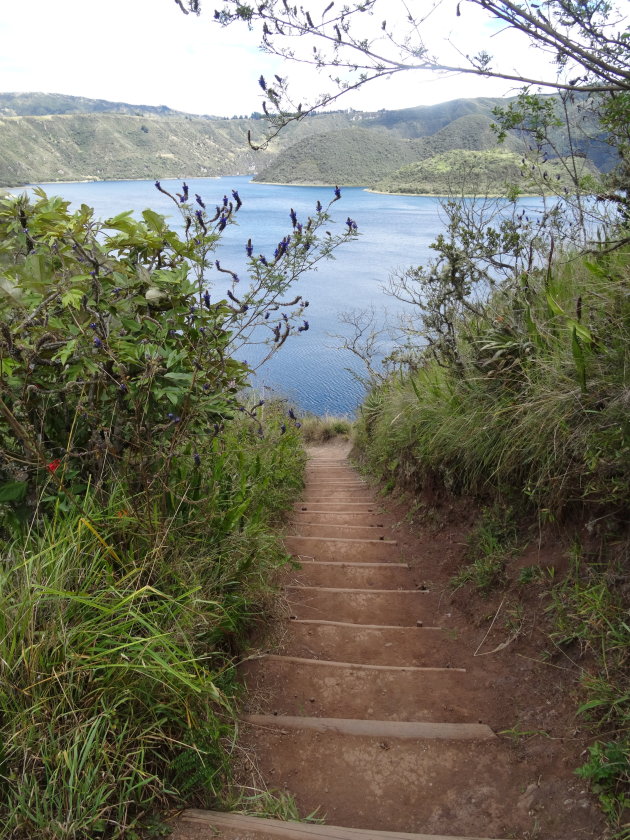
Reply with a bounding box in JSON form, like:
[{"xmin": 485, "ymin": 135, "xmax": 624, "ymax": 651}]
[
  {"xmin": 243, "ymin": 714, "xmax": 496, "ymax": 741},
  {"xmin": 178, "ymin": 810, "xmax": 506, "ymax": 840},
  {"xmin": 294, "ymin": 560, "xmax": 409, "ymax": 568},
  {"xmin": 286, "ymin": 535, "xmax": 397, "ymax": 545},
  {"xmin": 259, "ymin": 654, "xmax": 466, "ymax": 673},
  {"xmin": 289, "ymin": 618, "xmax": 442, "ymax": 630},
  {"xmin": 285, "ymin": 585, "xmax": 430, "ymax": 594}
]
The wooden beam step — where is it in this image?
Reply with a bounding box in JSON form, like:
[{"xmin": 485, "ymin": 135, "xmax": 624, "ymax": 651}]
[
  {"xmin": 177, "ymin": 811, "xmax": 506, "ymax": 840},
  {"xmin": 243, "ymin": 715, "xmax": 495, "ymax": 741}
]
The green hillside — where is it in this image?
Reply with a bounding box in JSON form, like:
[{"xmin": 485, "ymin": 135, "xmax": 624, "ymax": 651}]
[
  {"xmin": 0, "ymin": 108, "xmax": 353, "ymax": 187},
  {"xmin": 0, "ymin": 92, "xmax": 191, "ymax": 118},
  {"xmin": 0, "ymin": 91, "xmax": 615, "ymax": 188},
  {"xmin": 254, "ymin": 114, "xmax": 525, "ymax": 186},
  {"xmin": 374, "ymin": 149, "xmax": 602, "ymax": 195},
  {"xmin": 254, "ymin": 127, "xmax": 420, "ymax": 185},
  {"xmin": 365, "ymin": 97, "xmax": 517, "ymax": 138}
]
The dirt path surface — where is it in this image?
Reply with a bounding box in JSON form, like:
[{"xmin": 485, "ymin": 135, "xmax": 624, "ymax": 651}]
[{"xmin": 173, "ymin": 443, "xmax": 605, "ymax": 840}]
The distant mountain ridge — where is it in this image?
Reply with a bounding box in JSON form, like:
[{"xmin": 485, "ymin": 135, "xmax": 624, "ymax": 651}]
[
  {"xmin": 0, "ymin": 91, "xmax": 616, "ymax": 190},
  {"xmin": 0, "ymin": 92, "xmax": 202, "ymax": 119}
]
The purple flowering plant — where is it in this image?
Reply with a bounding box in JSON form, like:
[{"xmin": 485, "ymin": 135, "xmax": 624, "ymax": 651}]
[{"xmin": 0, "ymin": 183, "xmax": 357, "ymax": 514}]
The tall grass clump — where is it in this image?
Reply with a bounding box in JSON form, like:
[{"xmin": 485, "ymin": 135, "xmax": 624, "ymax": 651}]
[
  {"xmin": 354, "ymin": 210, "xmax": 629, "ymax": 832},
  {"xmin": 299, "ymin": 414, "xmax": 353, "ymax": 443},
  {"xmin": 356, "ymin": 245, "xmax": 630, "ymax": 519},
  {"xmin": 0, "ymin": 186, "xmax": 356, "ymax": 836}
]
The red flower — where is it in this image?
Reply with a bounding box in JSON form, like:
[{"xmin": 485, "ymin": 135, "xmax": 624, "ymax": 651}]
[{"xmin": 46, "ymin": 459, "xmax": 61, "ymax": 474}]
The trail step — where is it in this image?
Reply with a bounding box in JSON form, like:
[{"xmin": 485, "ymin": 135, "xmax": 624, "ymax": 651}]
[
  {"xmin": 240, "ymin": 657, "xmax": 476, "ymax": 722},
  {"xmin": 243, "ymin": 714, "xmax": 496, "ymax": 740},
  {"xmin": 258, "ymin": 654, "xmax": 464, "ymax": 673},
  {"xmin": 289, "ymin": 618, "xmax": 440, "ymax": 629},
  {"xmin": 285, "ymin": 585, "xmax": 426, "ymax": 594},
  {"xmin": 287, "ymin": 563, "xmax": 413, "ymax": 589},
  {"xmin": 177, "ymin": 810, "xmax": 506, "ymax": 840},
  {"xmin": 281, "ymin": 623, "xmax": 454, "ymax": 667},
  {"xmin": 288, "ymin": 536, "xmax": 397, "ymax": 545}
]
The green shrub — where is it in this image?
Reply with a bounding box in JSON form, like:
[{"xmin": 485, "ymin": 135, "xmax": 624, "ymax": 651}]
[{"xmin": 0, "ymin": 184, "xmax": 356, "ymax": 837}]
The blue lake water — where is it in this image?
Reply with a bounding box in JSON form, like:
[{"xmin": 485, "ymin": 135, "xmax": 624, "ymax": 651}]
[{"xmin": 22, "ymin": 176, "xmax": 545, "ymax": 415}]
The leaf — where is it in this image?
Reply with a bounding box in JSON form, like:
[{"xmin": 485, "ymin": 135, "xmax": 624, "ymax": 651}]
[
  {"xmin": 61, "ymin": 287, "xmax": 85, "ymax": 309},
  {"xmin": 55, "ymin": 339, "xmax": 78, "ymax": 365},
  {"xmin": 142, "ymin": 208, "xmax": 166, "ymax": 233},
  {"xmin": 0, "ymin": 480, "xmax": 28, "ymax": 502}
]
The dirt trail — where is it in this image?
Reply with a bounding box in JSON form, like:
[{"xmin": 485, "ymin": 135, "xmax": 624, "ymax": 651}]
[{"xmin": 174, "ymin": 444, "xmax": 604, "ymax": 840}]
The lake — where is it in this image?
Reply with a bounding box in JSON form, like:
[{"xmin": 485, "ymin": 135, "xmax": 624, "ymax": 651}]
[{"xmin": 20, "ymin": 176, "xmax": 545, "ymax": 416}]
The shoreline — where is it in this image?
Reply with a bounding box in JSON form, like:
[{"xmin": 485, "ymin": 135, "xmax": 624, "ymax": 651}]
[
  {"xmin": 5, "ymin": 176, "xmax": 559, "ymax": 201},
  {"xmin": 237, "ymin": 180, "xmax": 554, "ymax": 198},
  {"xmin": 3, "ymin": 174, "xmax": 226, "ymax": 191}
]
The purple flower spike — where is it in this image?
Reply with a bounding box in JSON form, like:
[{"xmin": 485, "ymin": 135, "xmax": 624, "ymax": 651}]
[
  {"xmin": 218, "ymin": 216, "xmax": 227, "ymax": 232},
  {"xmin": 232, "ymin": 189, "xmax": 242, "ymax": 210},
  {"xmin": 259, "ymin": 255, "xmax": 268, "ymax": 266},
  {"xmin": 194, "ymin": 453, "xmax": 201, "ymax": 467},
  {"xmin": 93, "ymin": 336, "xmax": 102, "ymax": 348},
  {"xmin": 222, "ymin": 195, "xmax": 229, "ymax": 207},
  {"xmin": 288, "ymin": 409, "xmax": 296, "ymax": 420},
  {"xmin": 259, "ymin": 75, "xmax": 267, "ymax": 90},
  {"xmin": 280, "ymin": 424, "xmax": 286, "ymax": 435},
  {"xmin": 195, "ymin": 194, "xmax": 206, "ymax": 209},
  {"xmin": 290, "ymin": 208, "xmax": 297, "ymax": 228},
  {"xmin": 334, "ymin": 186, "xmax": 341, "ymax": 200},
  {"xmin": 316, "ymin": 200, "xmax": 323, "ymax": 213},
  {"xmin": 246, "ymin": 238, "xmax": 254, "ymax": 257},
  {"xmin": 203, "ymin": 290, "xmax": 211, "ymax": 308}
]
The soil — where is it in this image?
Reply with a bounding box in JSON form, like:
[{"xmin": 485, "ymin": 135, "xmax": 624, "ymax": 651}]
[{"xmin": 172, "ymin": 440, "xmax": 609, "ymax": 840}]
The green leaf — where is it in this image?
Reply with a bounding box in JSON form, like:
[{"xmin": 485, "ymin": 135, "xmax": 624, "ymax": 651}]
[
  {"xmin": 55, "ymin": 338, "xmax": 78, "ymax": 365},
  {"xmin": 142, "ymin": 208, "xmax": 166, "ymax": 233},
  {"xmin": 0, "ymin": 480, "xmax": 28, "ymax": 502},
  {"xmin": 61, "ymin": 287, "xmax": 85, "ymax": 309}
]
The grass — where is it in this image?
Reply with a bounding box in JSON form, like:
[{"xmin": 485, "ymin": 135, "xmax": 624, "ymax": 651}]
[
  {"xmin": 298, "ymin": 414, "xmax": 354, "ymax": 444},
  {"xmin": 355, "ymin": 245, "xmax": 630, "ymax": 518},
  {"xmin": 0, "ymin": 409, "xmax": 305, "ymax": 839},
  {"xmin": 354, "ymin": 239, "xmax": 630, "ymax": 832},
  {"xmin": 451, "ymin": 506, "xmax": 519, "ymax": 594}
]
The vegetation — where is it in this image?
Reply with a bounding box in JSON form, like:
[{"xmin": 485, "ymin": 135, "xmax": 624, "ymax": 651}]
[
  {"xmin": 0, "ymin": 92, "xmax": 614, "ymax": 190},
  {"xmin": 0, "ymin": 183, "xmax": 355, "ymax": 837},
  {"xmin": 352, "ymin": 232, "xmax": 629, "ymax": 831},
  {"xmin": 298, "ymin": 414, "xmax": 353, "ymax": 443},
  {"xmin": 373, "ymin": 149, "xmax": 601, "ymax": 195},
  {"xmin": 209, "ymin": 0, "xmax": 630, "ymax": 140}
]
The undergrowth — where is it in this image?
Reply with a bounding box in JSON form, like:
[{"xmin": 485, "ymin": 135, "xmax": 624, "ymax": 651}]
[
  {"xmin": 354, "ymin": 240, "xmax": 630, "ymax": 832},
  {"xmin": 298, "ymin": 414, "xmax": 353, "ymax": 443},
  {"xmin": 451, "ymin": 506, "xmax": 519, "ymax": 594},
  {"xmin": 0, "ymin": 410, "xmax": 304, "ymax": 839}
]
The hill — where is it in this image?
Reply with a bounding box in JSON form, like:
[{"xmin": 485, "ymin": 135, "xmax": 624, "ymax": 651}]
[
  {"xmin": 254, "ymin": 127, "xmax": 419, "ymax": 186},
  {"xmin": 0, "ymin": 92, "xmax": 194, "ymax": 119},
  {"xmin": 253, "ymin": 113, "xmax": 526, "ymax": 186},
  {"xmin": 373, "ymin": 149, "xmax": 602, "ymax": 195},
  {"xmin": 0, "ymin": 106, "xmax": 351, "ymax": 187},
  {"xmin": 0, "ymin": 91, "xmax": 616, "ymax": 189}
]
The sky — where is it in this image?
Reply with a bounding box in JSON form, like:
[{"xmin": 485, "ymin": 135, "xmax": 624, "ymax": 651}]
[{"xmin": 0, "ymin": 0, "xmax": 603, "ymax": 116}]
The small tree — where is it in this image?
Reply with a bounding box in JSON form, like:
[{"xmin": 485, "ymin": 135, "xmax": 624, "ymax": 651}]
[{"xmin": 176, "ymin": 1, "xmax": 629, "ymax": 138}]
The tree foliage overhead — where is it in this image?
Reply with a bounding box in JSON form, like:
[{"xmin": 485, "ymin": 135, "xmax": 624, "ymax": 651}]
[{"xmin": 182, "ymin": 0, "xmax": 629, "ymax": 105}]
